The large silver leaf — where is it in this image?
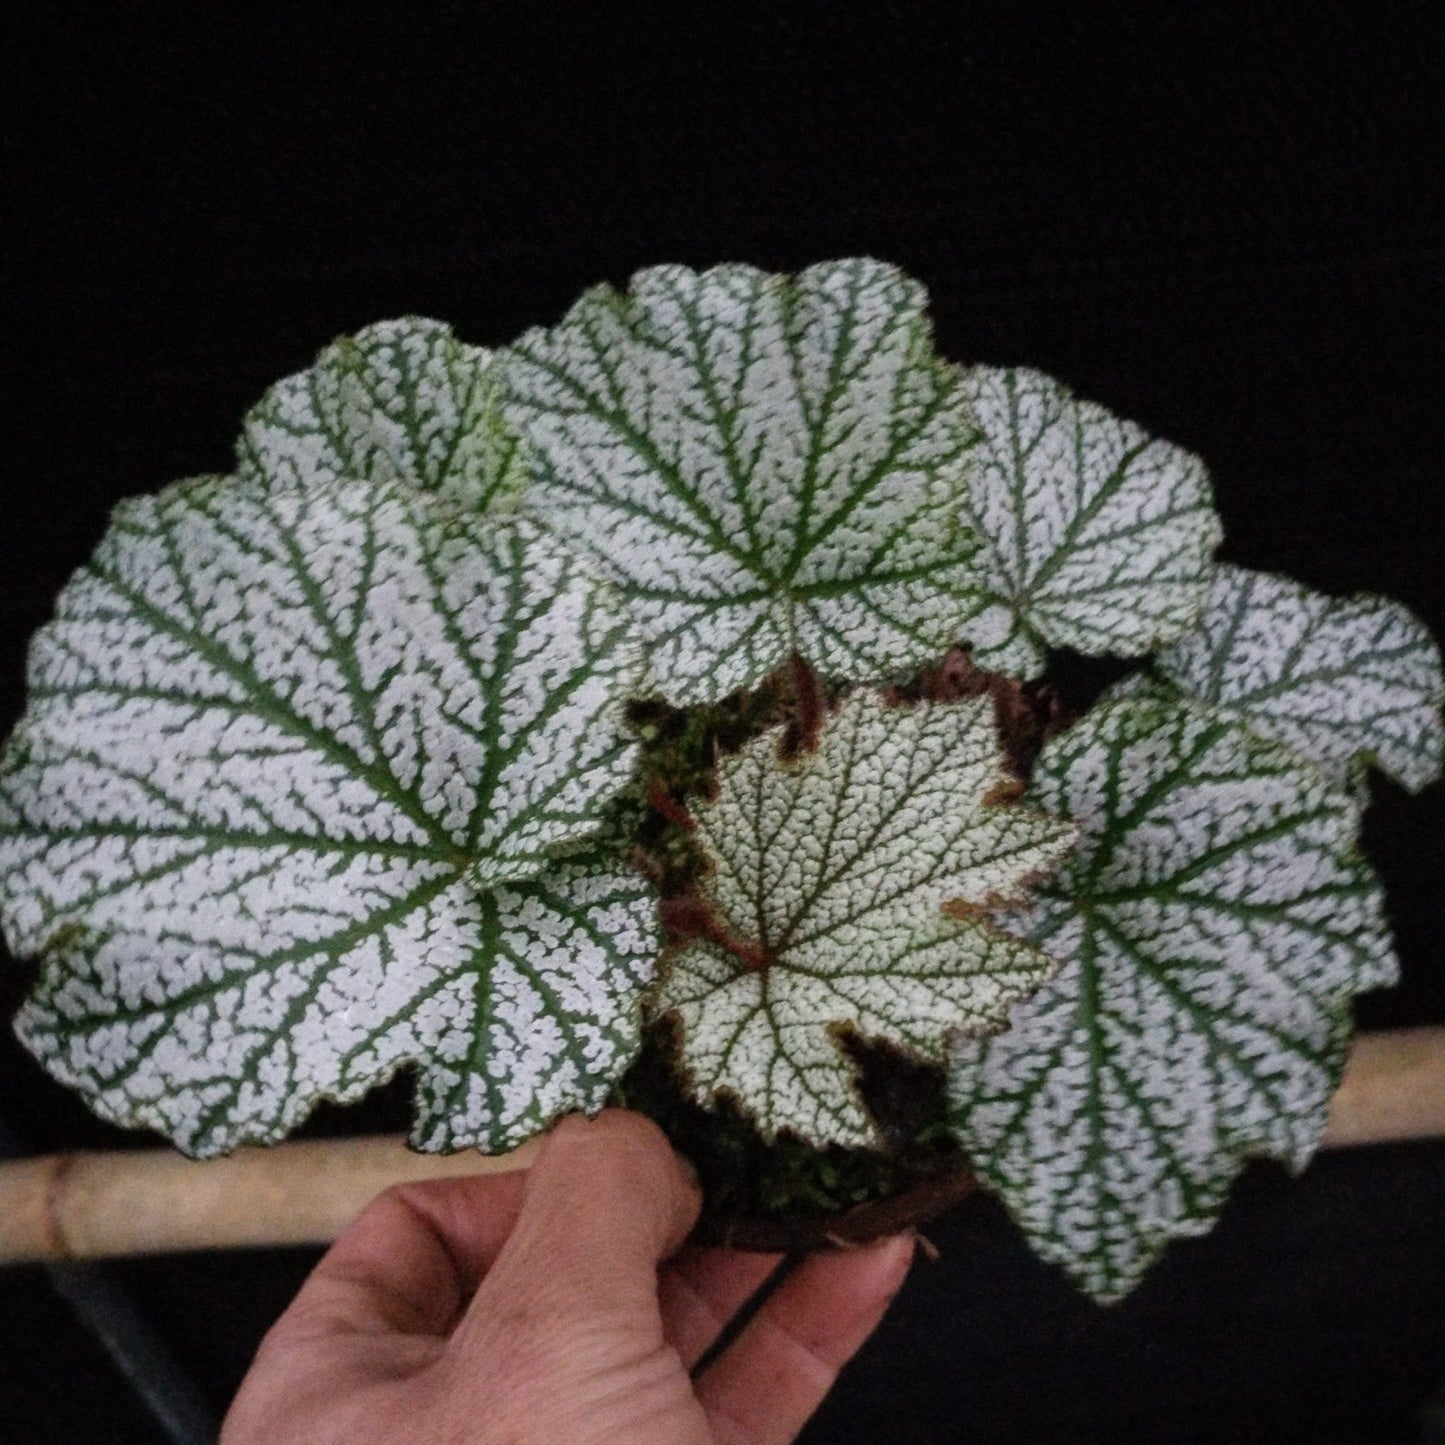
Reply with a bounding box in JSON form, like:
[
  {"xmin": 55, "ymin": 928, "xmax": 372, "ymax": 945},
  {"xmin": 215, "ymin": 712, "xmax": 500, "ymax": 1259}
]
[
  {"xmin": 1148, "ymin": 563, "xmax": 1444, "ymax": 794},
  {"xmin": 655, "ymin": 690, "xmax": 1075, "ymax": 1146},
  {"xmin": 503, "ymin": 259, "xmax": 993, "ymax": 703},
  {"xmin": 959, "ymin": 367, "xmax": 1221, "ymax": 676},
  {"xmin": 0, "ymin": 474, "xmax": 649, "ymax": 1155},
  {"xmin": 949, "ymin": 697, "xmax": 1396, "ymax": 1301},
  {"xmin": 238, "ymin": 317, "xmax": 527, "ymax": 512}
]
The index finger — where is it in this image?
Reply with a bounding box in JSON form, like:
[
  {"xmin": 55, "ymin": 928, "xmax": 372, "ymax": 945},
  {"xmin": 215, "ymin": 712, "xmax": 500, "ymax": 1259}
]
[{"xmin": 280, "ymin": 1168, "xmax": 530, "ymax": 1341}]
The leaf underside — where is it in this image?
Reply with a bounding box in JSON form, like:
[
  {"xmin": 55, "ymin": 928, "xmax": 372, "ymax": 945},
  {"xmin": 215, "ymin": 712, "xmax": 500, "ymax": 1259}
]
[
  {"xmin": 503, "ymin": 258, "xmax": 992, "ymax": 704},
  {"xmin": 1146, "ymin": 563, "xmax": 1445, "ymax": 794},
  {"xmin": 948, "ymin": 697, "xmax": 1397, "ymax": 1302},
  {"xmin": 655, "ymin": 690, "xmax": 1076, "ymax": 1147},
  {"xmin": 0, "ymin": 474, "xmax": 650, "ymax": 1155},
  {"xmin": 238, "ymin": 317, "xmax": 529, "ymax": 514},
  {"xmin": 959, "ymin": 367, "xmax": 1222, "ymax": 677}
]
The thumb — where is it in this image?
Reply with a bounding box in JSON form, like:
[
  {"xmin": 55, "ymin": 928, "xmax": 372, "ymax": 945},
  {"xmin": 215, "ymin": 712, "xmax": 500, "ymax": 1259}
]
[{"xmin": 460, "ymin": 1109, "xmax": 701, "ymax": 1346}]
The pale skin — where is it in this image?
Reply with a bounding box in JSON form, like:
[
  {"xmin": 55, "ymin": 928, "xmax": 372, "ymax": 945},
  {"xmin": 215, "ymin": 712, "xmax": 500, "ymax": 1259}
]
[{"xmin": 221, "ymin": 1110, "xmax": 915, "ymax": 1444}]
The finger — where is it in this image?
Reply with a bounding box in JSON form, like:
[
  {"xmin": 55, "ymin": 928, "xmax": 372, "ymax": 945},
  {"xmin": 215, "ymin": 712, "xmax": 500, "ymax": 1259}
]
[
  {"xmin": 658, "ymin": 1246, "xmax": 785, "ymax": 1369},
  {"xmin": 696, "ymin": 1234, "xmax": 915, "ymax": 1445},
  {"xmin": 465, "ymin": 1110, "xmax": 701, "ymax": 1340},
  {"xmin": 280, "ymin": 1169, "xmax": 529, "ymax": 1341}
]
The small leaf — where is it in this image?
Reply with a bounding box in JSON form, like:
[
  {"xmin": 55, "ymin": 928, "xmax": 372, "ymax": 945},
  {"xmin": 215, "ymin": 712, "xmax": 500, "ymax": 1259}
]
[
  {"xmin": 0, "ymin": 474, "xmax": 648, "ymax": 1155},
  {"xmin": 948, "ymin": 697, "xmax": 1396, "ymax": 1302},
  {"xmin": 238, "ymin": 317, "xmax": 528, "ymax": 513},
  {"xmin": 959, "ymin": 367, "xmax": 1221, "ymax": 676},
  {"xmin": 503, "ymin": 259, "xmax": 991, "ymax": 704},
  {"xmin": 1147, "ymin": 563, "xmax": 1444, "ymax": 793},
  {"xmin": 653, "ymin": 690, "xmax": 1075, "ymax": 1146}
]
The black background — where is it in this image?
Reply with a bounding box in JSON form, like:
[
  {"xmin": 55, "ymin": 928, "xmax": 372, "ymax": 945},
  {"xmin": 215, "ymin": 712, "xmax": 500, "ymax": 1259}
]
[{"xmin": 3, "ymin": 5, "xmax": 1444, "ymax": 1441}]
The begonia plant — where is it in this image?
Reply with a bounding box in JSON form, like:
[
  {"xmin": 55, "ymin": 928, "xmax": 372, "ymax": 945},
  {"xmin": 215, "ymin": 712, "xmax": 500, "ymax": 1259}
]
[{"xmin": 2, "ymin": 259, "xmax": 1439, "ymax": 1301}]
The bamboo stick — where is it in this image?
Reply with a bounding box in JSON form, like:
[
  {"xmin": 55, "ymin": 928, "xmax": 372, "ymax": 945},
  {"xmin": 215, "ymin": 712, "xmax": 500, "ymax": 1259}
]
[
  {"xmin": 0, "ymin": 1133, "xmax": 543, "ymax": 1266},
  {"xmin": 1320, "ymin": 1026, "xmax": 1445, "ymax": 1148},
  {"xmin": 1, "ymin": 1026, "xmax": 1441, "ymax": 1267}
]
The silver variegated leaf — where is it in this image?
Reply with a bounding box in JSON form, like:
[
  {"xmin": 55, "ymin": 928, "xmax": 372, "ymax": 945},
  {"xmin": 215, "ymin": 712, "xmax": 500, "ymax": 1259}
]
[
  {"xmin": 959, "ymin": 367, "xmax": 1221, "ymax": 676},
  {"xmin": 948, "ymin": 698, "xmax": 1397, "ymax": 1302},
  {"xmin": 1148, "ymin": 563, "xmax": 1444, "ymax": 794},
  {"xmin": 0, "ymin": 473, "xmax": 650, "ymax": 1155},
  {"xmin": 503, "ymin": 259, "xmax": 993, "ymax": 703},
  {"xmin": 238, "ymin": 317, "xmax": 527, "ymax": 512},
  {"xmin": 654, "ymin": 690, "xmax": 1075, "ymax": 1146}
]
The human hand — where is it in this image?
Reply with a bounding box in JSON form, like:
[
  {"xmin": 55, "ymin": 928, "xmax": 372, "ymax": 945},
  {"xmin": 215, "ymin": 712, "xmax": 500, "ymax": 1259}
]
[{"xmin": 220, "ymin": 1109, "xmax": 914, "ymax": 1444}]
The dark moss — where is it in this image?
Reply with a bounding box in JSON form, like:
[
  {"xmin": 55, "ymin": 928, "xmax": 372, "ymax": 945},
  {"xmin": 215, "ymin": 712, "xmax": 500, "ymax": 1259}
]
[{"xmin": 611, "ymin": 1023, "xmax": 966, "ymax": 1223}]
